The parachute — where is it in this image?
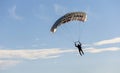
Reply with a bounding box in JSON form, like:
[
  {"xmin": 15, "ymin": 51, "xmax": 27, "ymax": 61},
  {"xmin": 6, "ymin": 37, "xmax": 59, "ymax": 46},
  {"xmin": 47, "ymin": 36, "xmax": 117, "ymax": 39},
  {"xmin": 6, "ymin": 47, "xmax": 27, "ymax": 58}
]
[{"xmin": 50, "ymin": 12, "xmax": 87, "ymax": 33}]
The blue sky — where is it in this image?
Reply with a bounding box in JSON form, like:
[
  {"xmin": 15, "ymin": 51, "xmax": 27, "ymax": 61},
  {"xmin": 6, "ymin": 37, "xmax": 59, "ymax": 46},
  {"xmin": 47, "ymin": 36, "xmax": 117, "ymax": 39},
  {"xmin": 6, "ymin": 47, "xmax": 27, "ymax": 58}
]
[{"xmin": 0, "ymin": 0, "xmax": 120, "ymax": 73}]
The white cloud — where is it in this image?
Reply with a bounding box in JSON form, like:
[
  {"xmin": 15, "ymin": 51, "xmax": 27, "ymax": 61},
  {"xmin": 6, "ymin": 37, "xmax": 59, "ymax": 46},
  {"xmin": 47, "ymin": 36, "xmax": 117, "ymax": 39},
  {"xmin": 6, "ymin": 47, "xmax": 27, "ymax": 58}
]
[
  {"xmin": 85, "ymin": 47, "xmax": 120, "ymax": 53},
  {"xmin": 0, "ymin": 49, "xmax": 74, "ymax": 70},
  {"xmin": 54, "ymin": 4, "xmax": 67, "ymax": 15},
  {"xmin": 94, "ymin": 37, "xmax": 120, "ymax": 46},
  {"xmin": 0, "ymin": 47, "xmax": 119, "ymax": 70},
  {"xmin": 8, "ymin": 5, "xmax": 23, "ymax": 20},
  {"xmin": 0, "ymin": 49, "xmax": 75, "ymax": 60},
  {"xmin": 0, "ymin": 60, "xmax": 21, "ymax": 70},
  {"xmin": 0, "ymin": 47, "xmax": 120, "ymax": 60}
]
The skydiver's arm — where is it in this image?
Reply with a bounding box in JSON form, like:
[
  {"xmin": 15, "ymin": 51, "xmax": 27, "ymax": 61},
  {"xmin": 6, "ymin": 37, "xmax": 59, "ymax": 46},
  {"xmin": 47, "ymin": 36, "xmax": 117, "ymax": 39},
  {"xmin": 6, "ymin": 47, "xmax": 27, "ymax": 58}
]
[
  {"xmin": 78, "ymin": 41, "xmax": 81, "ymax": 45},
  {"xmin": 74, "ymin": 42, "xmax": 77, "ymax": 47}
]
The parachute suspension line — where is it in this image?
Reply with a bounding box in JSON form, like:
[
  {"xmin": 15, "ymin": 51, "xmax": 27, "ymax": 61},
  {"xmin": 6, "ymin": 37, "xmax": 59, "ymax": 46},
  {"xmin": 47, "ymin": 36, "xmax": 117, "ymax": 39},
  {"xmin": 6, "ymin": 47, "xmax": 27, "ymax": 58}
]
[
  {"xmin": 78, "ymin": 23, "xmax": 81, "ymax": 41},
  {"xmin": 77, "ymin": 22, "xmax": 84, "ymax": 42}
]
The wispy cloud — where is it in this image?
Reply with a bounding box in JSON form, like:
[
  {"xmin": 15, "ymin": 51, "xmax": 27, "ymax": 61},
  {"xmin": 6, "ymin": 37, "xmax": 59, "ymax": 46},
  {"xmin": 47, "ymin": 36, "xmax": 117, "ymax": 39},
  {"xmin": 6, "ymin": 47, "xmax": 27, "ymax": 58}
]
[
  {"xmin": 54, "ymin": 4, "xmax": 68, "ymax": 15},
  {"xmin": 0, "ymin": 47, "xmax": 119, "ymax": 69},
  {"xmin": 0, "ymin": 49, "xmax": 75, "ymax": 60},
  {"xmin": 8, "ymin": 5, "xmax": 23, "ymax": 20},
  {"xmin": 85, "ymin": 47, "xmax": 120, "ymax": 53},
  {"xmin": 0, "ymin": 47, "xmax": 120, "ymax": 60},
  {"xmin": 0, "ymin": 60, "xmax": 21, "ymax": 70},
  {"xmin": 93, "ymin": 37, "xmax": 120, "ymax": 46}
]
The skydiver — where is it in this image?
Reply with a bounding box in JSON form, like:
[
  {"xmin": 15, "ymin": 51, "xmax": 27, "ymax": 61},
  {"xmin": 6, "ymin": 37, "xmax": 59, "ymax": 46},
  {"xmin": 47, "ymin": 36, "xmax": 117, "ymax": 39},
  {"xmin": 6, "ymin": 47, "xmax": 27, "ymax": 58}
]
[{"xmin": 74, "ymin": 41, "xmax": 84, "ymax": 56}]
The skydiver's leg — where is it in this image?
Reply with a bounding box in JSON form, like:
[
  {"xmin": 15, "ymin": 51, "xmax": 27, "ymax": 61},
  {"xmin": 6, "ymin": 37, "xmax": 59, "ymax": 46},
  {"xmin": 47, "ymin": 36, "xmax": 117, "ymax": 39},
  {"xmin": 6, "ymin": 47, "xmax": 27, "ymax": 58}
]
[
  {"xmin": 81, "ymin": 49, "xmax": 84, "ymax": 55},
  {"xmin": 79, "ymin": 50, "xmax": 82, "ymax": 56},
  {"xmin": 78, "ymin": 49, "xmax": 82, "ymax": 56},
  {"xmin": 79, "ymin": 52, "xmax": 82, "ymax": 56}
]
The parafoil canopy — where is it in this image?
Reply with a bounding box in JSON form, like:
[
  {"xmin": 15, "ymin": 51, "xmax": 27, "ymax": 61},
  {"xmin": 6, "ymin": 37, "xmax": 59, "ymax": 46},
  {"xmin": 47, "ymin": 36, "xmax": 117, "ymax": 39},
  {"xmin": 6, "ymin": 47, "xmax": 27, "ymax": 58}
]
[{"xmin": 50, "ymin": 12, "xmax": 87, "ymax": 33}]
